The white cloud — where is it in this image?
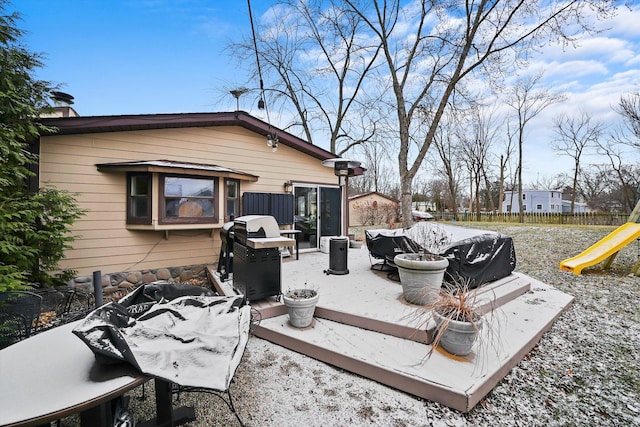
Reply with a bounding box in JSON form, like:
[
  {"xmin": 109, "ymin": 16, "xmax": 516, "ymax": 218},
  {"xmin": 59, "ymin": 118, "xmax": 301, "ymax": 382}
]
[
  {"xmin": 543, "ymin": 60, "xmax": 609, "ymax": 80},
  {"xmin": 605, "ymin": 4, "xmax": 640, "ymax": 38}
]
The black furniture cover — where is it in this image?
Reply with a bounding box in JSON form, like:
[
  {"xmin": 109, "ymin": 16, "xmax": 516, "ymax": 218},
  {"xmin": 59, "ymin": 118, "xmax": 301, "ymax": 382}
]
[
  {"xmin": 366, "ymin": 223, "xmax": 516, "ymax": 289},
  {"xmin": 73, "ymin": 282, "xmax": 250, "ymax": 391},
  {"xmin": 440, "ymin": 232, "xmax": 516, "ymax": 288}
]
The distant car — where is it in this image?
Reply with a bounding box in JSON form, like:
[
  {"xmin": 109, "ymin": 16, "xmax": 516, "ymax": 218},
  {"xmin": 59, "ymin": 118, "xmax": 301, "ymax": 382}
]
[{"xmin": 412, "ymin": 210, "xmax": 434, "ymax": 221}]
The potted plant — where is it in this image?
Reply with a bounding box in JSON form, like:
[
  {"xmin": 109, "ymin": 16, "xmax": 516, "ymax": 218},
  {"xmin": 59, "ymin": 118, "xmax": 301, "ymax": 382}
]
[
  {"xmin": 394, "ymin": 222, "xmax": 453, "ymax": 305},
  {"xmin": 428, "ymin": 283, "xmax": 483, "ymax": 357},
  {"xmin": 394, "ymin": 251, "xmax": 449, "ymax": 305},
  {"xmin": 282, "ymin": 284, "xmax": 319, "ymax": 328}
]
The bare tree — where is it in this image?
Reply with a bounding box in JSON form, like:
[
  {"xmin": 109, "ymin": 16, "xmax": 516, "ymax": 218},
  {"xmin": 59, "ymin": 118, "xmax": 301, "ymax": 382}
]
[
  {"xmin": 597, "ymin": 90, "xmax": 640, "ymax": 211},
  {"xmin": 552, "ymin": 111, "xmax": 604, "ymax": 213},
  {"xmin": 528, "ymin": 174, "xmax": 567, "ymax": 191},
  {"xmin": 577, "ymin": 163, "xmax": 640, "ymax": 212},
  {"xmin": 505, "ymin": 73, "xmax": 564, "ymax": 221},
  {"xmin": 431, "ymin": 115, "xmax": 465, "ymax": 220},
  {"xmin": 461, "ymin": 105, "xmax": 501, "ymax": 214},
  {"xmin": 498, "ymin": 118, "xmax": 519, "ymax": 214},
  {"xmin": 344, "ymin": 0, "xmax": 613, "ymax": 227},
  {"xmin": 350, "ymin": 138, "xmax": 397, "ymax": 195},
  {"xmin": 576, "ymin": 165, "xmax": 616, "ymax": 211},
  {"xmin": 615, "ymin": 90, "xmax": 640, "ymax": 147},
  {"xmin": 596, "ymin": 137, "xmax": 638, "ymax": 211},
  {"xmin": 233, "ymin": 0, "xmax": 382, "ymax": 155}
]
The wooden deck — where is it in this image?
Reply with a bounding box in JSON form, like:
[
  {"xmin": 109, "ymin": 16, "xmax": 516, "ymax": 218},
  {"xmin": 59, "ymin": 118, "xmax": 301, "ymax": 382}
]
[{"xmin": 209, "ymin": 245, "xmax": 573, "ymax": 412}]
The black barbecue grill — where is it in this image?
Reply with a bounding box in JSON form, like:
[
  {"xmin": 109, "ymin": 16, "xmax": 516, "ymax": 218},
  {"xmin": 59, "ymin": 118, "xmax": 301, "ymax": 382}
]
[{"xmin": 232, "ymin": 215, "xmax": 295, "ymax": 302}]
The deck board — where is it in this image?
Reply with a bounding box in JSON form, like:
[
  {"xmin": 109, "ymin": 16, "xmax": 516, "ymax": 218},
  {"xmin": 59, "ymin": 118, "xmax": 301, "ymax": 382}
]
[{"xmin": 208, "ymin": 245, "xmax": 573, "ymax": 412}]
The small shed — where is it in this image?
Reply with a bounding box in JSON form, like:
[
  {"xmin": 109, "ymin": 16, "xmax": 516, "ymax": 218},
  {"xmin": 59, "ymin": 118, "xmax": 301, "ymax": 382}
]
[{"xmin": 349, "ymin": 192, "xmax": 399, "ymax": 226}]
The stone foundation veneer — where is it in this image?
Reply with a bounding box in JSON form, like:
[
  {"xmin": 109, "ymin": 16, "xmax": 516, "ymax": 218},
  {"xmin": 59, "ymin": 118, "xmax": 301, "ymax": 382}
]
[{"xmin": 69, "ymin": 264, "xmax": 211, "ymax": 297}]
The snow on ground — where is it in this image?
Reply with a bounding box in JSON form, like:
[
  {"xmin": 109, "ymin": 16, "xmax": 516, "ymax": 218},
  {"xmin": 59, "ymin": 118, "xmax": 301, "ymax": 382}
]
[{"xmin": 61, "ymin": 224, "xmax": 639, "ymax": 426}]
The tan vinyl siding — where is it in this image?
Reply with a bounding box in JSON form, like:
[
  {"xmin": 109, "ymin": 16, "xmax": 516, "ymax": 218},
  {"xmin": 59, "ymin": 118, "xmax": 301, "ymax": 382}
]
[{"xmin": 40, "ymin": 125, "xmax": 337, "ymax": 276}]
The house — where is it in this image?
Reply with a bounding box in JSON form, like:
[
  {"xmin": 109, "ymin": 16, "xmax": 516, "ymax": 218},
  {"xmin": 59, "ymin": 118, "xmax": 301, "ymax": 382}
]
[
  {"xmin": 501, "ymin": 190, "xmax": 563, "ymax": 213},
  {"xmin": 34, "ymin": 108, "xmax": 362, "ymax": 288},
  {"xmin": 348, "ymin": 191, "xmax": 399, "ymax": 226},
  {"xmin": 561, "ymin": 200, "xmax": 590, "ymax": 213}
]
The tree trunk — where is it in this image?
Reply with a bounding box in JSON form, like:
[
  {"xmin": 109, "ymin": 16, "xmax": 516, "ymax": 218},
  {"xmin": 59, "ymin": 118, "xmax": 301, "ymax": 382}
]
[
  {"xmin": 400, "ymin": 172, "xmax": 413, "ymax": 228},
  {"xmin": 517, "ymin": 135, "xmax": 524, "ymax": 223},
  {"xmin": 498, "ymin": 155, "xmax": 505, "ymax": 215},
  {"xmin": 447, "ymin": 174, "xmax": 459, "ymax": 221},
  {"xmin": 571, "ymin": 160, "xmax": 579, "ymax": 214},
  {"xmin": 482, "ymin": 168, "xmax": 496, "ymax": 213}
]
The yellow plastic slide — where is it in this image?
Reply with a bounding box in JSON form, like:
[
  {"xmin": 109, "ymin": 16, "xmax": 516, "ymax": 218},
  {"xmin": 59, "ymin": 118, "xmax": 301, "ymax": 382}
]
[{"xmin": 559, "ymin": 222, "xmax": 640, "ymax": 275}]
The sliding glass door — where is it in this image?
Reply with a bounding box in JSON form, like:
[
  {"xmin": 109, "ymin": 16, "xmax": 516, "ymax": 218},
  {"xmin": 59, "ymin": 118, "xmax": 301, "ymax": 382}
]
[
  {"xmin": 320, "ymin": 187, "xmax": 341, "ymax": 237},
  {"xmin": 294, "ymin": 186, "xmax": 317, "ymax": 249},
  {"xmin": 294, "ymin": 184, "xmax": 341, "ymax": 250}
]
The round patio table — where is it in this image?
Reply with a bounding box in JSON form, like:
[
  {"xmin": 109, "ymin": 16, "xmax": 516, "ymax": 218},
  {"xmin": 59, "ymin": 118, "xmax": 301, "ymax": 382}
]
[{"xmin": 0, "ymin": 320, "xmax": 147, "ymax": 426}]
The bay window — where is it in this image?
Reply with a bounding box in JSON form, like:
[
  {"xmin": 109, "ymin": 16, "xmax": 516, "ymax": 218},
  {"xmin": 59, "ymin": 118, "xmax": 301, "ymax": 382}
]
[
  {"xmin": 225, "ymin": 179, "xmax": 240, "ymax": 221},
  {"xmin": 161, "ymin": 175, "xmax": 218, "ymax": 224},
  {"xmin": 99, "ymin": 160, "xmax": 258, "ymax": 232},
  {"xmin": 127, "ymin": 173, "xmax": 152, "ymax": 224}
]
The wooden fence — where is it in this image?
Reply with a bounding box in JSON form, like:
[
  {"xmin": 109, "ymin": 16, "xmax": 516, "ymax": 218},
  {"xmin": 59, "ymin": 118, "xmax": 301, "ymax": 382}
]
[{"xmin": 431, "ymin": 211, "xmax": 630, "ymax": 226}]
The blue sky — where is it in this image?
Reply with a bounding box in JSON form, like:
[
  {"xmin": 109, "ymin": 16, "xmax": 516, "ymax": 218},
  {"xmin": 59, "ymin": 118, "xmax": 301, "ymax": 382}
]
[
  {"xmin": 19, "ymin": 0, "xmax": 264, "ymax": 114},
  {"xmin": 15, "ymin": 1, "xmax": 640, "ymax": 183}
]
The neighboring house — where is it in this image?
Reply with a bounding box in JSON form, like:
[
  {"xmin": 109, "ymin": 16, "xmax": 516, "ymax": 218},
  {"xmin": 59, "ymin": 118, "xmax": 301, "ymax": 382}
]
[
  {"xmin": 561, "ymin": 200, "xmax": 590, "ymax": 213},
  {"xmin": 34, "ymin": 108, "xmax": 361, "ymax": 283},
  {"xmin": 501, "ymin": 190, "xmax": 563, "ymax": 213},
  {"xmin": 349, "ymin": 192, "xmax": 399, "ymax": 226}
]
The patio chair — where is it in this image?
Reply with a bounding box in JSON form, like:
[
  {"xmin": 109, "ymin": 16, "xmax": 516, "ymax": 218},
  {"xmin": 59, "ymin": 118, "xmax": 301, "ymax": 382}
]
[
  {"xmin": 365, "ymin": 228, "xmax": 422, "ymax": 272},
  {"xmin": 0, "ymin": 291, "xmax": 43, "ymax": 348},
  {"xmin": 58, "ymin": 287, "xmax": 95, "ymax": 321},
  {"xmin": 33, "ymin": 287, "xmax": 95, "ymax": 329},
  {"xmin": 172, "ymin": 380, "xmax": 245, "ymax": 426},
  {"xmin": 168, "ymin": 305, "xmax": 261, "ymax": 427}
]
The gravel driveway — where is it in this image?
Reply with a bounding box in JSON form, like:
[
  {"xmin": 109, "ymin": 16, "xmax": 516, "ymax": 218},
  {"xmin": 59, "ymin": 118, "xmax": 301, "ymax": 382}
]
[{"xmin": 68, "ymin": 224, "xmax": 640, "ymax": 426}]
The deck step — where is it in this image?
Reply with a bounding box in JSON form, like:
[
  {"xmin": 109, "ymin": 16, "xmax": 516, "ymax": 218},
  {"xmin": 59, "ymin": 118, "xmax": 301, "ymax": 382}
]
[
  {"xmin": 254, "ymin": 277, "xmax": 572, "ymax": 412},
  {"xmin": 207, "ymin": 247, "xmax": 573, "ymax": 412}
]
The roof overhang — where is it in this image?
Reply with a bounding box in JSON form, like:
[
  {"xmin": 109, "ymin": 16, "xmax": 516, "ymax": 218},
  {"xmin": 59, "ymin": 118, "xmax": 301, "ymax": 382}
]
[
  {"xmin": 41, "ymin": 111, "xmax": 364, "ymax": 176},
  {"xmin": 96, "ymin": 160, "xmax": 259, "ymax": 182}
]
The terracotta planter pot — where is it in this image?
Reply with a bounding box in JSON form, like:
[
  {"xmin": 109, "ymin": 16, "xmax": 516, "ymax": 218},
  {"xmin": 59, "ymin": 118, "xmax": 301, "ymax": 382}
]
[
  {"xmin": 394, "ymin": 253, "xmax": 449, "ymax": 305},
  {"xmin": 432, "ymin": 310, "xmax": 483, "ymax": 356},
  {"xmin": 282, "ymin": 289, "xmax": 319, "ymax": 328}
]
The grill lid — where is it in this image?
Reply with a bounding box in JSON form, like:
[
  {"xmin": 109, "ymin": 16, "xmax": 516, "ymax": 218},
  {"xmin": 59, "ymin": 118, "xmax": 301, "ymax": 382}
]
[{"xmin": 234, "ymin": 215, "xmax": 281, "ymax": 239}]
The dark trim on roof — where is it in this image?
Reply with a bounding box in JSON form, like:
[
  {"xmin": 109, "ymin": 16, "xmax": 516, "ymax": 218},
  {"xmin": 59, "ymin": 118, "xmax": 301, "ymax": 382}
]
[
  {"xmin": 96, "ymin": 160, "xmax": 259, "ymax": 182},
  {"xmin": 40, "ymin": 110, "xmax": 341, "ymax": 163}
]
